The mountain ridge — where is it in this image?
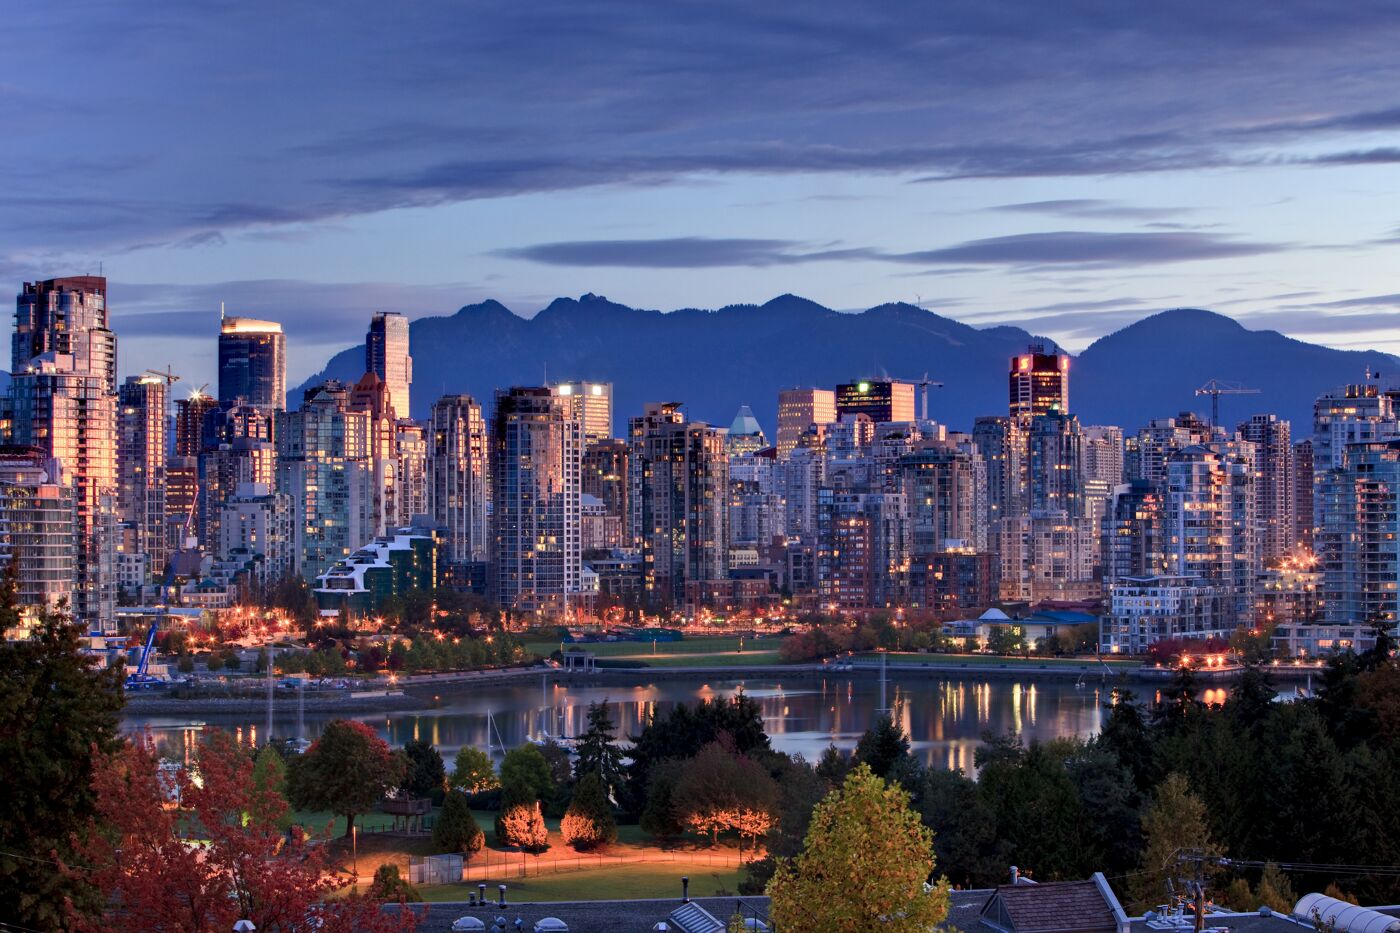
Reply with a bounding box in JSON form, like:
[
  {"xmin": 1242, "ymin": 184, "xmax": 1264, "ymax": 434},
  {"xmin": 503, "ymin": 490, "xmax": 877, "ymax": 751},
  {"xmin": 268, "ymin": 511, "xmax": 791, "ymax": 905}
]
[{"xmin": 296, "ymin": 297, "xmax": 1398, "ymax": 435}]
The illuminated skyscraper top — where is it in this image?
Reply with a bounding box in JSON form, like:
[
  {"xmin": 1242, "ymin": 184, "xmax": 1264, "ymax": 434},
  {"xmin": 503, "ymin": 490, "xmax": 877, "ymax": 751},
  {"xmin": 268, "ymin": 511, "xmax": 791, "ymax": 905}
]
[
  {"xmin": 1009, "ymin": 344, "xmax": 1070, "ymax": 418},
  {"xmin": 366, "ymin": 312, "xmax": 412, "ymax": 419},
  {"xmin": 13, "ymin": 276, "xmax": 115, "ymax": 391},
  {"xmin": 218, "ymin": 316, "xmax": 286, "ymax": 411},
  {"xmin": 551, "ymin": 381, "xmax": 612, "ymax": 441}
]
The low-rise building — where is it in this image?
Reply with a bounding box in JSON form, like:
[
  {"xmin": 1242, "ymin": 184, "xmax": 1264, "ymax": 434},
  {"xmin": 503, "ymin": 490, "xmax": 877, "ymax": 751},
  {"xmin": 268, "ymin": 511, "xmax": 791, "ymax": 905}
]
[{"xmin": 1102, "ymin": 575, "xmax": 1229, "ymax": 655}]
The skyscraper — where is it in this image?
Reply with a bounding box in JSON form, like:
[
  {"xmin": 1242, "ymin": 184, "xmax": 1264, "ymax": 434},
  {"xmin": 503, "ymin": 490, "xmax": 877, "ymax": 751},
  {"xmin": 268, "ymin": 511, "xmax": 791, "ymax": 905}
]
[
  {"xmin": 10, "ymin": 276, "xmax": 117, "ymax": 625},
  {"xmin": 776, "ymin": 387, "xmax": 836, "ymax": 460},
  {"xmin": 582, "ymin": 438, "xmax": 628, "ymax": 540},
  {"xmin": 428, "ymin": 395, "xmax": 489, "ymax": 564},
  {"xmin": 117, "ymin": 374, "xmax": 168, "ymax": 581},
  {"xmin": 835, "ymin": 379, "xmax": 916, "ymax": 425},
  {"xmin": 551, "ymin": 382, "xmax": 612, "ymax": 441},
  {"xmin": 1292, "ymin": 439, "xmax": 1315, "ymax": 553},
  {"xmin": 1238, "ymin": 414, "xmax": 1295, "ymax": 567},
  {"xmin": 0, "ymin": 446, "xmax": 75, "ymax": 614},
  {"xmin": 1164, "ymin": 445, "xmax": 1256, "ymax": 627},
  {"xmin": 276, "ymin": 382, "xmax": 373, "ymax": 580},
  {"xmin": 491, "ymin": 387, "xmax": 582, "ymax": 615},
  {"xmin": 366, "ymin": 312, "xmax": 412, "ymax": 419},
  {"xmin": 218, "ymin": 316, "xmax": 286, "ymax": 411},
  {"xmin": 348, "ymin": 372, "xmax": 401, "ymax": 537},
  {"xmin": 1009, "ymin": 344, "xmax": 1070, "ymax": 417},
  {"xmin": 630, "ymin": 403, "xmax": 729, "ymax": 611},
  {"xmin": 1318, "ymin": 439, "xmax": 1400, "ymax": 627},
  {"xmin": 174, "ymin": 389, "xmax": 217, "ymax": 457}
]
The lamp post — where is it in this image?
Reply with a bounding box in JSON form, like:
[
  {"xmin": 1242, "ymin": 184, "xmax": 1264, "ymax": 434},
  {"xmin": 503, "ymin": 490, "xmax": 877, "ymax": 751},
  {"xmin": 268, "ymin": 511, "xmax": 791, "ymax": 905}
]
[{"xmin": 352, "ymin": 823, "xmax": 359, "ymax": 881}]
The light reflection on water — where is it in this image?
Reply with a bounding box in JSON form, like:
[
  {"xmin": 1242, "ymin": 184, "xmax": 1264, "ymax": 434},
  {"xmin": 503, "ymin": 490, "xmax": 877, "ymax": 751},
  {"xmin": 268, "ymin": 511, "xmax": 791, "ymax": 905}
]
[{"xmin": 124, "ymin": 674, "xmax": 1108, "ymax": 775}]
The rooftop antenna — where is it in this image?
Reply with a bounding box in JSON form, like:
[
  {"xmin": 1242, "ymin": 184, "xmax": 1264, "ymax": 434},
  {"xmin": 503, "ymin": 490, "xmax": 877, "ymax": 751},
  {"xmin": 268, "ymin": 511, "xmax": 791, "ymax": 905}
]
[{"xmin": 220, "ymin": 301, "xmax": 225, "ymax": 321}]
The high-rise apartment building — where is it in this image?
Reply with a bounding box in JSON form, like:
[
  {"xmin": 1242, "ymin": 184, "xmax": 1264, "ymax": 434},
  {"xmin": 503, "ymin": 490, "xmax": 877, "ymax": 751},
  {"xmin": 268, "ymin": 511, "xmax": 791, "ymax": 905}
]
[
  {"xmin": 582, "ymin": 438, "xmax": 628, "ymax": 540},
  {"xmin": 1312, "ymin": 381, "xmax": 1397, "ymax": 472},
  {"xmin": 816, "ymin": 489, "xmax": 909, "ymax": 609},
  {"xmin": 117, "ymin": 375, "xmax": 168, "ymax": 581},
  {"xmin": 1009, "ymin": 345, "xmax": 1069, "ymax": 418},
  {"xmin": 1318, "ymin": 439, "xmax": 1400, "ymax": 627},
  {"xmin": 174, "ymin": 390, "xmax": 217, "ymax": 457},
  {"xmin": 1026, "ymin": 412, "xmax": 1085, "ymax": 519},
  {"xmin": 395, "ymin": 420, "xmax": 428, "ymax": 527},
  {"xmin": 348, "ymin": 372, "xmax": 401, "ymax": 537},
  {"xmin": 217, "ymin": 481, "xmax": 295, "ymax": 584},
  {"xmin": 1163, "ymin": 445, "xmax": 1256, "ymax": 627},
  {"xmin": 491, "ymin": 387, "xmax": 582, "ymax": 615},
  {"xmin": 366, "ymin": 312, "xmax": 412, "ymax": 419},
  {"xmin": 835, "ymin": 380, "xmax": 916, "ymax": 425},
  {"xmin": 1292, "ymin": 439, "xmax": 1315, "ymax": 552},
  {"xmin": 218, "ymin": 316, "xmax": 286, "ymax": 411},
  {"xmin": 551, "ymin": 382, "xmax": 612, "ymax": 441},
  {"xmin": 1238, "ymin": 414, "xmax": 1295, "ymax": 567},
  {"xmin": 428, "ymin": 395, "xmax": 489, "ymax": 564},
  {"xmin": 1104, "ymin": 480, "xmax": 1166, "ymax": 586},
  {"xmin": 1084, "ymin": 425, "xmax": 1124, "ymax": 487},
  {"xmin": 776, "ymin": 387, "xmax": 836, "ymax": 460},
  {"xmin": 10, "ymin": 277, "xmax": 117, "ymax": 626},
  {"xmin": 276, "ymin": 382, "xmax": 373, "ymax": 580},
  {"xmin": 630, "ymin": 403, "xmax": 729, "ymax": 611},
  {"xmin": 0, "ymin": 446, "xmax": 75, "ymax": 614},
  {"xmin": 899, "ymin": 443, "xmax": 979, "ymax": 556}
]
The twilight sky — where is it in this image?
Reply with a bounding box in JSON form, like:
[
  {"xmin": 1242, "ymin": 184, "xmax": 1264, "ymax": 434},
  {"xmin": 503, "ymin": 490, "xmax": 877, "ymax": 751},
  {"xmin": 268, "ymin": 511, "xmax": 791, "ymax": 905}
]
[{"xmin": 8, "ymin": 0, "xmax": 1400, "ymax": 388}]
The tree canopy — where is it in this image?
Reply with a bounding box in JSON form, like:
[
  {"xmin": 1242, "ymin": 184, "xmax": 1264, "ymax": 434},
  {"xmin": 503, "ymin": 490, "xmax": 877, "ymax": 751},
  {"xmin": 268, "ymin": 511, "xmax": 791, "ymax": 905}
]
[{"xmin": 287, "ymin": 719, "xmax": 406, "ymax": 836}]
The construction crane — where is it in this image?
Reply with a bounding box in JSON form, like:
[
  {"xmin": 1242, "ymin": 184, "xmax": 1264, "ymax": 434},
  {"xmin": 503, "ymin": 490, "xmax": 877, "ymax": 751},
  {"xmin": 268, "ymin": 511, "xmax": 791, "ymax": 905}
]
[
  {"xmin": 142, "ymin": 365, "xmax": 181, "ymax": 387},
  {"xmin": 887, "ymin": 372, "xmax": 945, "ymax": 422},
  {"xmin": 1195, "ymin": 378, "xmax": 1259, "ymax": 429}
]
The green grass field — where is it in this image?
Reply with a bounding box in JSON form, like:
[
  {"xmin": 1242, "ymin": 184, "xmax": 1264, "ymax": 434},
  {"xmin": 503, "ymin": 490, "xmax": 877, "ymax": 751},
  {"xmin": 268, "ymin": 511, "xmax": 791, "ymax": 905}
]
[
  {"xmin": 525, "ymin": 636, "xmax": 785, "ymax": 668},
  {"xmin": 855, "ymin": 651, "xmax": 1138, "ymax": 669},
  {"xmin": 417, "ymin": 862, "xmax": 747, "ymax": 902}
]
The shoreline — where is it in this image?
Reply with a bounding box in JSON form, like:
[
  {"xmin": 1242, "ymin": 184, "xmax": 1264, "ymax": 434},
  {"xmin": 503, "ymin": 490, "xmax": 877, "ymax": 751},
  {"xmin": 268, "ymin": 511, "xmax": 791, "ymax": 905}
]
[{"xmin": 119, "ymin": 656, "xmax": 1323, "ymax": 718}]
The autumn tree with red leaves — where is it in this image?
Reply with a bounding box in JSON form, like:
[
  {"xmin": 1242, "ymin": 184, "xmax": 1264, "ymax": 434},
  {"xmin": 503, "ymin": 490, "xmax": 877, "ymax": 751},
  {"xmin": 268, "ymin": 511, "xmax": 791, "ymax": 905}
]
[
  {"xmin": 65, "ymin": 729, "xmax": 417, "ymax": 933},
  {"xmin": 287, "ymin": 718, "xmax": 407, "ymax": 837}
]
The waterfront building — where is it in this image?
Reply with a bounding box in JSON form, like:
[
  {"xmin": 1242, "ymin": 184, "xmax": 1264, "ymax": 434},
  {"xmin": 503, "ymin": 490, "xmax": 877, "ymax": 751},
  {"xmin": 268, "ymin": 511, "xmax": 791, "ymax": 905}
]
[
  {"xmin": 1163, "ymin": 445, "xmax": 1257, "ymax": 627},
  {"xmin": 218, "ymin": 316, "xmax": 286, "ymax": 411},
  {"xmin": 1102, "ymin": 574, "xmax": 1230, "ymax": 654},
  {"xmin": 1238, "ymin": 413, "xmax": 1295, "ymax": 567},
  {"xmin": 276, "ymin": 382, "xmax": 374, "ymax": 580},
  {"xmin": 491, "ymin": 387, "xmax": 582, "ymax": 616},
  {"xmin": 631, "ymin": 403, "xmax": 729, "ymax": 612},
  {"xmin": 0, "ymin": 446, "xmax": 75, "ymax": 614},
  {"xmin": 428, "ymin": 395, "xmax": 488, "ymax": 564},
  {"xmin": 1317, "ymin": 439, "xmax": 1400, "ymax": 627},
  {"xmin": 365, "ymin": 312, "xmax": 412, "ymax": 419},
  {"xmin": 10, "ymin": 276, "xmax": 117, "ymax": 626},
  {"xmin": 117, "ymin": 374, "xmax": 168, "ymax": 580},
  {"xmin": 314, "ymin": 527, "xmax": 439, "ymax": 619}
]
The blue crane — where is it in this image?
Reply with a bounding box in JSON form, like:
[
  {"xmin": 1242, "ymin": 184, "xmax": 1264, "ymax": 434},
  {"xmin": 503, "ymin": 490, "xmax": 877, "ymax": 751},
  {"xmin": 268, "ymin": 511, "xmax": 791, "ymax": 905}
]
[{"xmin": 124, "ymin": 622, "xmax": 164, "ymax": 690}]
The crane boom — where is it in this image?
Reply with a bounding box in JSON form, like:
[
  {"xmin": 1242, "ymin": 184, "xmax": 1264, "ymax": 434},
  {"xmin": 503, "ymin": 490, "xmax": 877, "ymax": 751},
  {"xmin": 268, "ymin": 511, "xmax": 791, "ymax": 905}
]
[{"xmin": 1195, "ymin": 378, "xmax": 1260, "ymax": 428}]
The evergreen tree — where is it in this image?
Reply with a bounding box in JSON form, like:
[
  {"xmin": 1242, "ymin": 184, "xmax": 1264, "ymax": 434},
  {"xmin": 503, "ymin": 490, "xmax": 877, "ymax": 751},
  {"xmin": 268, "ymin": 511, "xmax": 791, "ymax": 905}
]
[
  {"xmin": 639, "ymin": 759, "xmax": 686, "ymax": 840},
  {"xmin": 574, "ymin": 701, "xmax": 626, "ymax": 799},
  {"xmin": 914, "ymin": 767, "xmax": 1001, "ymax": 888},
  {"xmin": 451, "ymin": 746, "xmax": 499, "ymax": 795},
  {"xmin": 0, "ymin": 601, "xmax": 124, "ymax": 930},
  {"xmin": 401, "ymin": 738, "xmax": 448, "ymax": 803},
  {"xmin": 853, "ymin": 714, "xmax": 911, "ymax": 780},
  {"xmin": 499, "ymin": 743, "xmax": 554, "ymax": 800},
  {"xmin": 369, "ymin": 863, "xmax": 423, "ymax": 903},
  {"xmin": 560, "ymin": 771, "xmax": 617, "ymax": 850},
  {"xmin": 433, "ymin": 790, "xmax": 485, "ymax": 856}
]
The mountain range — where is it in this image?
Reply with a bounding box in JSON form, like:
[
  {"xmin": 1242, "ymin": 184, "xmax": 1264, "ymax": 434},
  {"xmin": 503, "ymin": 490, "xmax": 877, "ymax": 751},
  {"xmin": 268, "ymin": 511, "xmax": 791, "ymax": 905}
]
[{"xmin": 295, "ymin": 294, "xmax": 1398, "ymax": 436}]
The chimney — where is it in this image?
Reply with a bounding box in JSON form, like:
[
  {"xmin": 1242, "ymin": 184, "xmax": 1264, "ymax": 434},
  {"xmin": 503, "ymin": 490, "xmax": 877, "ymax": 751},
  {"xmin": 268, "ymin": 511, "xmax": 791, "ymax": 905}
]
[
  {"xmin": 479, "ymin": 883, "xmax": 487, "ymax": 905},
  {"xmin": 498, "ymin": 883, "xmax": 507, "ymax": 907},
  {"xmin": 681, "ymin": 876, "xmax": 690, "ymax": 903},
  {"xmin": 1010, "ymin": 866, "xmax": 1019, "ymax": 885}
]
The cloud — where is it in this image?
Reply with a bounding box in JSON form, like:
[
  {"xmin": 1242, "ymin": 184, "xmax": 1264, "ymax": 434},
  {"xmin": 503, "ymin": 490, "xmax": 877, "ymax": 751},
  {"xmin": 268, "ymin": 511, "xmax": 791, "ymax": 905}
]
[
  {"xmin": 887, "ymin": 231, "xmax": 1287, "ymax": 268},
  {"xmin": 497, "ymin": 231, "xmax": 1287, "ymax": 271},
  {"xmin": 988, "ymin": 199, "xmax": 1192, "ymax": 221},
  {"xmin": 7, "ymin": 0, "xmax": 1400, "ymax": 261}
]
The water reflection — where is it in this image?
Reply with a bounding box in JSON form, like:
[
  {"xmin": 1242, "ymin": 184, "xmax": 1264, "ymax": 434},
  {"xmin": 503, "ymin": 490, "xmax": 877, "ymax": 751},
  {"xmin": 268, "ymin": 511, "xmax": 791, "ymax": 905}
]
[{"xmin": 125, "ymin": 674, "xmax": 1106, "ymax": 775}]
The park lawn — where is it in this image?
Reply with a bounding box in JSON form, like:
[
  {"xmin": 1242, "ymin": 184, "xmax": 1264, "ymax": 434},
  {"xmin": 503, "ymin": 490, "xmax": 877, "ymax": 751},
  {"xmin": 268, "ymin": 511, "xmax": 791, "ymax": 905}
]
[
  {"xmin": 417, "ymin": 861, "xmax": 748, "ymax": 903},
  {"xmin": 525, "ymin": 636, "xmax": 787, "ymax": 668},
  {"xmin": 854, "ymin": 651, "xmax": 1139, "ymax": 669}
]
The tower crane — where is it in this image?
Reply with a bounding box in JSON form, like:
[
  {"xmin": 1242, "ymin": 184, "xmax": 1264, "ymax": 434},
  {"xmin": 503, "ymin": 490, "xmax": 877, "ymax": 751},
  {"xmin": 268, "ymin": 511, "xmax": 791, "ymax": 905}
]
[
  {"xmin": 887, "ymin": 372, "xmax": 944, "ymax": 422},
  {"xmin": 142, "ymin": 365, "xmax": 181, "ymax": 387},
  {"xmin": 1195, "ymin": 378, "xmax": 1259, "ymax": 429}
]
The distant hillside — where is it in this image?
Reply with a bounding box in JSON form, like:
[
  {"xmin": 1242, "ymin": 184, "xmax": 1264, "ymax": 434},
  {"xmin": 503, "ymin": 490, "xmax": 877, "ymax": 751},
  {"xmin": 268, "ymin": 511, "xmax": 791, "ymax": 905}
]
[{"xmin": 296, "ymin": 296, "xmax": 1398, "ymax": 434}]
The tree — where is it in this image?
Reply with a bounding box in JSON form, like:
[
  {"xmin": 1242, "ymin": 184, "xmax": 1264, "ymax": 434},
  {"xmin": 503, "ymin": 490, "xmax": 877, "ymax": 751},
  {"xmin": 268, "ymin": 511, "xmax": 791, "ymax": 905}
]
[
  {"xmin": 768, "ymin": 764, "xmax": 950, "ymax": 933},
  {"xmin": 0, "ymin": 602, "xmax": 124, "ymax": 930},
  {"xmin": 252, "ymin": 743, "xmax": 290, "ymax": 824},
  {"xmin": 66, "ymin": 729, "xmax": 416, "ymax": 933},
  {"xmin": 1129, "ymin": 773, "xmax": 1221, "ymax": 912},
  {"xmin": 640, "ymin": 758, "xmax": 686, "ymax": 840},
  {"xmin": 497, "ymin": 798, "xmax": 549, "ymax": 851},
  {"xmin": 499, "ymin": 743, "xmax": 554, "ymax": 801},
  {"xmin": 401, "ymin": 738, "xmax": 447, "ymax": 803},
  {"xmin": 370, "ymin": 863, "xmax": 422, "ymax": 903},
  {"xmin": 853, "ymin": 714, "xmax": 911, "ymax": 780},
  {"xmin": 914, "ymin": 767, "xmax": 1000, "ymax": 888},
  {"xmin": 741, "ymin": 752, "xmax": 828, "ymax": 894},
  {"xmin": 626, "ymin": 694, "xmax": 771, "ymax": 811},
  {"xmin": 561, "ymin": 771, "xmax": 618, "ymax": 850},
  {"xmin": 452, "ymin": 746, "xmax": 499, "ymax": 795},
  {"xmin": 574, "ymin": 701, "xmax": 626, "ymax": 799},
  {"xmin": 978, "ymin": 740, "xmax": 1094, "ymax": 880},
  {"xmin": 433, "ymin": 790, "xmax": 485, "ymax": 857},
  {"xmin": 287, "ymin": 719, "xmax": 406, "ymax": 837},
  {"xmin": 672, "ymin": 742, "xmax": 779, "ymax": 858}
]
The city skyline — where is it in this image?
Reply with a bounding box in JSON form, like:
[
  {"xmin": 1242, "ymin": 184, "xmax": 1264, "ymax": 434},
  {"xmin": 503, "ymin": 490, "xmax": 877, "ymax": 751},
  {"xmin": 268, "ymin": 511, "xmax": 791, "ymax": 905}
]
[{"xmin": 9, "ymin": 2, "xmax": 1400, "ymax": 392}]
